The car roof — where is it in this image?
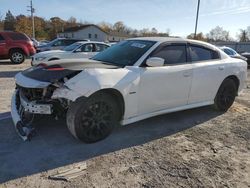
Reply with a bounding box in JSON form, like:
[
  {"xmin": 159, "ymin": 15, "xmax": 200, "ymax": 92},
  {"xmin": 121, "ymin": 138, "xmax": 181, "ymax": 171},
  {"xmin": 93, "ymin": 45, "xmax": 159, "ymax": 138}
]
[
  {"xmin": 76, "ymin": 41, "xmax": 110, "ymax": 45},
  {"xmin": 128, "ymin": 37, "xmax": 219, "ymax": 51}
]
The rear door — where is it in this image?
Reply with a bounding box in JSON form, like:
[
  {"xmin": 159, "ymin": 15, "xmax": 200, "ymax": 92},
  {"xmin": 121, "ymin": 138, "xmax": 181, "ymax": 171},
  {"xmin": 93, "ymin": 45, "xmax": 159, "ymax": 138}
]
[
  {"xmin": 187, "ymin": 44, "xmax": 226, "ymax": 104},
  {"xmin": 0, "ymin": 34, "xmax": 7, "ymax": 56}
]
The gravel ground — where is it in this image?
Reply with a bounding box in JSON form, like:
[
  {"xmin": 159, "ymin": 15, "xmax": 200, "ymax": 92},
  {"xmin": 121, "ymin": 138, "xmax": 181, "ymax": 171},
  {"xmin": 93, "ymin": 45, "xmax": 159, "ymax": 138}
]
[{"xmin": 0, "ymin": 60, "xmax": 249, "ymax": 188}]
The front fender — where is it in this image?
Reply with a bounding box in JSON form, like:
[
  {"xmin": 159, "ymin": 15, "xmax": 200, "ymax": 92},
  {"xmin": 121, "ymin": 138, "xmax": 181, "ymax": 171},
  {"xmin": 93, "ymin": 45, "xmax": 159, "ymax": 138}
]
[
  {"xmin": 51, "ymin": 67, "xmax": 141, "ymax": 119},
  {"xmin": 60, "ymin": 67, "xmax": 140, "ymax": 98}
]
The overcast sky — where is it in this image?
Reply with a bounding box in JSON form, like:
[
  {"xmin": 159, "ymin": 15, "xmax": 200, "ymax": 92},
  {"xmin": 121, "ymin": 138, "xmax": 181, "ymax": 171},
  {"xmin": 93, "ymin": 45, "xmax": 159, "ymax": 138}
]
[{"xmin": 1, "ymin": 0, "xmax": 250, "ymax": 38}]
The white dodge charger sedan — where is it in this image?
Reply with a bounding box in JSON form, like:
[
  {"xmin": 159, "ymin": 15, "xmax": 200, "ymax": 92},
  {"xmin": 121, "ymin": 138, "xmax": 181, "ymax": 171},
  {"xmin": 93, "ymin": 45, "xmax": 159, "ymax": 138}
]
[
  {"xmin": 31, "ymin": 41, "xmax": 110, "ymax": 66},
  {"xmin": 11, "ymin": 37, "xmax": 247, "ymax": 143}
]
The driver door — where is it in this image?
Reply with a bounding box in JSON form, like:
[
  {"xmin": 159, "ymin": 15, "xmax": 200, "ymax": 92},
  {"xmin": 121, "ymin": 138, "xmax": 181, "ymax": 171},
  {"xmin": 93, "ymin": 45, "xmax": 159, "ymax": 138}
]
[{"xmin": 138, "ymin": 43, "xmax": 193, "ymax": 115}]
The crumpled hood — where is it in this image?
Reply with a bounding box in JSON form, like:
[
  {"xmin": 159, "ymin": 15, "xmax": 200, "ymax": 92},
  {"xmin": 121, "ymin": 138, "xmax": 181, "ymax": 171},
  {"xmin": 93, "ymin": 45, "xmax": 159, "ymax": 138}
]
[
  {"xmin": 17, "ymin": 58, "xmax": 119, "ymax": 84},
  {"xmin": 43, "ymin": 58, "xmax": 119, "ymax": 70}
]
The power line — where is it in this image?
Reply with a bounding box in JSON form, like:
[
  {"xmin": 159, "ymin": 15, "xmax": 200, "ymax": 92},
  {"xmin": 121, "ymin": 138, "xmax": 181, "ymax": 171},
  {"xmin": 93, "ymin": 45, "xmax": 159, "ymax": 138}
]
[{"xmin": 27, "ymin": 0, "xmax": 35, "ymax": 38}]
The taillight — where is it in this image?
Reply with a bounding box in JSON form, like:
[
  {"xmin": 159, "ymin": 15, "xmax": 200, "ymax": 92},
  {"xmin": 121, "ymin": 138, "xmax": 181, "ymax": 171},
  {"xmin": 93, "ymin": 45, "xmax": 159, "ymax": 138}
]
[
  {"xmin": 45, "ymin": 65, "xmax": 65, "ymax": 71},
  {"xmin": 46, "ymin": 67, "xmax": 65, "ymax": 71},
  {"xmin": 37, "ymin": 63, "xmax": 65, "ymax": 71}
]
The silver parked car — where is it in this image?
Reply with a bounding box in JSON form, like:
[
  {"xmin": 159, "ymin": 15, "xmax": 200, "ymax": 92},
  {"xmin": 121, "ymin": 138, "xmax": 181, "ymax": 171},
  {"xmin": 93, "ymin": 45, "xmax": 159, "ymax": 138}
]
[{"xmin": 36, "ymin": 38, "xmax": 89, "ymax": 52}]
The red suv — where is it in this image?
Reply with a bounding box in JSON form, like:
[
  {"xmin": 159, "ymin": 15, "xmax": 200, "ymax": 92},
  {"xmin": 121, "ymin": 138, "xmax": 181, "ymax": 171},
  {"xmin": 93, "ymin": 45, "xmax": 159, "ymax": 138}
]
[{"xmin": 0, "ymin": 31, "xmax": 36, "ymax": 64}]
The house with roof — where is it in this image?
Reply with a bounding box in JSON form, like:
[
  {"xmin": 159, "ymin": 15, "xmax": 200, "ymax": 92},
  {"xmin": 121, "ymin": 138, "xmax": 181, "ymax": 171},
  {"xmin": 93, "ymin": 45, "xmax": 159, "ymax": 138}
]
[{"xmin": 57, "ymin": 24, "xmax": 129, "ymax": 42}]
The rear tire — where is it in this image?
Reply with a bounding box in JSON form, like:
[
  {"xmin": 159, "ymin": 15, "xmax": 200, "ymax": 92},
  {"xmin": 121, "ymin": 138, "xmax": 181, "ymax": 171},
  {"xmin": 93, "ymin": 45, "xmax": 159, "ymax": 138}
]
[
  {"xmin": 214, "ymin": 79, "xmax": 237, "ymax": 112},
  {"xmin": 10, "ymin": 49, "xmax": 26, "ymax": 64},
  {"xmin": 66, "ymin": 92, "xmax": 121, "ymax": 143}
]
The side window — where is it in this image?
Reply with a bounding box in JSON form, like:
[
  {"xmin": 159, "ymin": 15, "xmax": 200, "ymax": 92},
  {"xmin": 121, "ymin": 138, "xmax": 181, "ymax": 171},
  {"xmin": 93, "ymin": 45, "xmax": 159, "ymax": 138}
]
[
  {"xmin": 227, "ymin": 48, "xmax": 237, "ymax": 55},
  {"xmin": 81, "ymin": 43, "xmax": 93, "ymax": 52},
  {"xmin": 95, "ymin": 44, "xmax": 109, "ymax": 52},
  {"xmin": 151, "ymin": 45, "xmax": 187, "ymax": 65},
  {"xmin": 0, "ymin": 34, "xmax": 5, "ymax": 42},
  {"xmin": 53, "ymin": 40, "xmax": 64, "ymax": 46},
  {"xmin": 64, "ymin": 40, "xmax": 75, "ymax": 46},
  {"xmin": 190, "ymin": 45, "xmax": 219, "ymax": 62},
  {"xmin": 223, "ymin": 49, "xmax": 232, "ymax": 55},
  {"xmin": 8, "ymin": 33, "xmax": 28, "ymax": 40}
]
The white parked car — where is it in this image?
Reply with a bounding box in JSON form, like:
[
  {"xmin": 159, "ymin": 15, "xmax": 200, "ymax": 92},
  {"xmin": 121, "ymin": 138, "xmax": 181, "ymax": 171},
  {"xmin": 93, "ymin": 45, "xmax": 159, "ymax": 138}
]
[
  {"xmin": 11, "ymin": 37, "xmax": 247, "ymax": 142},
  {"xmin": 219, "ymin": 46, "xmax": 247, "ymax": 61},
  {"xmin": 31, "ymin": 41, "xmax": 110, "ymax": 66}
]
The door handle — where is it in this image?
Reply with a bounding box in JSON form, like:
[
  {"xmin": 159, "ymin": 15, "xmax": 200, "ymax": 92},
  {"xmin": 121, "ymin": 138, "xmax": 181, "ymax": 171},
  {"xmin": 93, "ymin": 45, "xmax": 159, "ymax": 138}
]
[
  {"xmin": 218, "ymin": 66, "xmax": 224, "ymax": 70},
  {"xmin": 183, "ymin": 72, "xmax": 191, "ymax": 77}
]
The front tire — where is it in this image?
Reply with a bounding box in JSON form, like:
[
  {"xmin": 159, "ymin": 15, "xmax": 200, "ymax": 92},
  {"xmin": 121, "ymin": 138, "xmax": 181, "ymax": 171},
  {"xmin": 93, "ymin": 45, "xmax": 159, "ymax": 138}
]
[
  {"xmin": 10, "ymin": 50, "xmax": 26, "ymax": 64},
  {"xmin": 214, "ymin": 79, "xmax": 237, "ymax": 112},
  {"xmin": 66, "ymin": 92, "xmax": 120, "ymax": 143}
]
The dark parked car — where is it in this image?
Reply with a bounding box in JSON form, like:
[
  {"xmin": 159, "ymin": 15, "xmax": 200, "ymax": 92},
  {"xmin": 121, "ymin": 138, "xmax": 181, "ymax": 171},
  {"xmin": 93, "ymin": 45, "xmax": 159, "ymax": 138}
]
[
  {"xmin": 241, "ymin": 52, "xmax": 250, "ymax": 66},
  {"xmin": 36, "ymin": 38, "xmax": 89, "ymax": 52},
  {"xmin": 0, "ymin": 31, "xmax": 36, "ymax": 64}
]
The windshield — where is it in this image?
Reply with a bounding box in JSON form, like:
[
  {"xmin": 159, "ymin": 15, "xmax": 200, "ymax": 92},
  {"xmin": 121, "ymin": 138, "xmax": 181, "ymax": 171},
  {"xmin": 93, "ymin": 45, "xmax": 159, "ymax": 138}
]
[
  {"xmin": 63, "ymin": 42, "xmax": 82, "ymax": 51},
  {"xmin": 91, "ymin": 40, "xmax": 156, "ymax": 66},
  {"xmin": 48, "ymin": 38, "xmax": 59, "ymax": 45}
]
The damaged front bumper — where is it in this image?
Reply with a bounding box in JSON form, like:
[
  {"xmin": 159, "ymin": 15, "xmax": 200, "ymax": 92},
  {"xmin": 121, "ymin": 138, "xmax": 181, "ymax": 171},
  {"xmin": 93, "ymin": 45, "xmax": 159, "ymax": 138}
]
[{"xmin": 11, "ymin": 89, "xmax": 53, "ymax": 141}]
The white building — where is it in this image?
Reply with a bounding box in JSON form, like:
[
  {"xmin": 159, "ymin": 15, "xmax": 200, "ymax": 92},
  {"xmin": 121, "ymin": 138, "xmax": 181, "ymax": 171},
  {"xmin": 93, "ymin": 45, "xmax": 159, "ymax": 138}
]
[{"xmin": 58, "ymin": 24, "xmax": 129, "ymax": 42}]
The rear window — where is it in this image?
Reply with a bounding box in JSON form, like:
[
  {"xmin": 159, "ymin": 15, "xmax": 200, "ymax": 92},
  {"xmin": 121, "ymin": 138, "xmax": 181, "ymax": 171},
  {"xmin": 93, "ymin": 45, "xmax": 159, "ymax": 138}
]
[
  {"xmin": 8, "ymin": 33, "xmax": 29, "ymax": 40},
  {"xmin": 190, "ymin": 45, "xmax": 220, "ymax": 62},
  {"xmin": 224, "ymin": 48, "xmax": 237, "ymax": 56},
  {"xmin": 65, "ymin": 40, "xmax": 78, "ymax": 45},
  {"xmin": 0, "ymin": 34, "xmax": 5, "ymax": 41}
]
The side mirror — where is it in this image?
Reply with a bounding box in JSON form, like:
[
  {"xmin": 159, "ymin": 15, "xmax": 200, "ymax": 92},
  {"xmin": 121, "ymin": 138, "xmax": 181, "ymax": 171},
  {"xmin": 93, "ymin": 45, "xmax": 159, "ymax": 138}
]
[{"xmin": 146, "ymin": 57, "xmax": 165, "ymax": 67}]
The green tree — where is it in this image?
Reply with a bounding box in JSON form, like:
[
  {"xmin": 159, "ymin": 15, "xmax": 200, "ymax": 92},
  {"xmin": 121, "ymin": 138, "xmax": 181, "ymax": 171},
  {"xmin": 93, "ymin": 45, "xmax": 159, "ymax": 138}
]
[
  {"xmin": 4, "ymin": 10, "xmax": 16, "ymax": 31},
  {"xmin": 0, "ymin": 12, "xmax": 3, "ymax": 31},
  {"xmin": 34, "ymin": 16, "xmax": 48, "ymax": 39},
  {"xmin": 15, "ymin": 15, "xmax": 32, "ymax": 36}
]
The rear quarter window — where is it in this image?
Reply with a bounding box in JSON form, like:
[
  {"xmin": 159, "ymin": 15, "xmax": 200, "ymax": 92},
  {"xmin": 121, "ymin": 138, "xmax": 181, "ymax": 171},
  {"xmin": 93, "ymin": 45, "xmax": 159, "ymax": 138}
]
[
  {"xmin": 0, "ymin": 34, "xmax": 5, "ymax": 41},
  {"xmin": 190, "ymin": 45, "xmax": 220, "ymax": 62},
  {"xmin": 8, "ymin": 33, "xmax": 29, "ymax": 40}
]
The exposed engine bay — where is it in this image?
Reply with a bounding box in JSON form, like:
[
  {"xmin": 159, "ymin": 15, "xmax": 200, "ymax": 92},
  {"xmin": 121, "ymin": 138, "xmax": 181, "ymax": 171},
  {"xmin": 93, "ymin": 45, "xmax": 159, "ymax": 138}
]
[
  {"xmin": 12, "ymin": 64, "xmax": 81, "ymax": 140},
  {"xmin": 11, "ymin": 59, "xmax": 122, "ymax": 141}
]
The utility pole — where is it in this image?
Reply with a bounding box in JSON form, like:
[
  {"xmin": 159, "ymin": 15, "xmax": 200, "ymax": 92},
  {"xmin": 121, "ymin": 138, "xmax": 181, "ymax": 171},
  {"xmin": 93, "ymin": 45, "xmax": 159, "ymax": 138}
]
[
  {"xmin": 27, "ymin": 0, "xmax": 35, "ymax": 38},
  {"xmin": 194, "ymin": 0, "xmax": 200, "ymax": 39}
]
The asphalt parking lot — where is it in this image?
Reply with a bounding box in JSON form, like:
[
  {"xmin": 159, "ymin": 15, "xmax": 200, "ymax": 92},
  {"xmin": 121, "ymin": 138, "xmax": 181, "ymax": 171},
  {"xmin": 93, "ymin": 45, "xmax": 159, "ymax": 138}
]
[{"xmin": 0, "ymin": 60, "xmax": 249, "ymax": 188}]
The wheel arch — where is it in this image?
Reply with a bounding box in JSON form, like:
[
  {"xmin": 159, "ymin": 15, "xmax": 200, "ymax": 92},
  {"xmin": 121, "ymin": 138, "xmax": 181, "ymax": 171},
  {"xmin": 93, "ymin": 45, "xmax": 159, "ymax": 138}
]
[
  {"xmin": 9, "ymin": 48, "xmax": 27, "ymax": 56},
  {"xmin": 223, "ymin": 75, "xmax": 240, "ymax": 93},
  {"xmin": 90, "ymin": 88, "xmax": 125, "ymax": 120}
]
